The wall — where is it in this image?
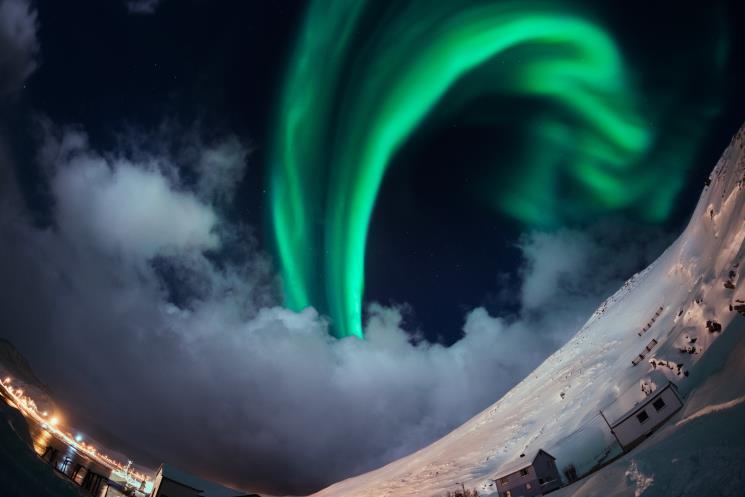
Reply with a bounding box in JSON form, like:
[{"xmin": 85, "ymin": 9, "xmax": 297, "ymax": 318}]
[
  {"xmin": 612, "ymin": 386, "xmax": 682, "ymax": 449},
  {"xmin": 533, "ymin": 451, "xmax": 562, "ymax": 493}
]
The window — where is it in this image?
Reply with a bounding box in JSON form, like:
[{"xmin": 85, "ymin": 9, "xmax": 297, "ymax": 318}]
[
  {"xmin": 519, "ymin": 468, "xmax": 529, "ymax": 476},
  {"xmin": 539, "ymin": 478, "xmax": 544, "ymax": 485},
  {"xmin": 637, "ymin": 410, "xmax": 649, "ymax": 424},
  {"xmin": 525, "ymin": 482, "xmax": 533, "ymax": 490},
  {"xmin": 500, "ymin": 477, "xmax": 509, "ymax": 485},
  {"xmin": 652, "ymin": 397, "xmax": 666, "ymax": 411},
  {"xmin": 505, "ymin": 491, "xmax": 512, "ymax": 497}
]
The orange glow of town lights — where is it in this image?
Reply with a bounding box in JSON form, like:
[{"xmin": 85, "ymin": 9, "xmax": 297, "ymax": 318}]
[{"xmin": 1, "ymin": 379, "xmax": 151, "ymax": 487}]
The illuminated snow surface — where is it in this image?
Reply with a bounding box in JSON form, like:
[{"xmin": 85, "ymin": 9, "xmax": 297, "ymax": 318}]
[{"xmin": 311, "ymin": 128, "xmax": 745, "ymax": 497}]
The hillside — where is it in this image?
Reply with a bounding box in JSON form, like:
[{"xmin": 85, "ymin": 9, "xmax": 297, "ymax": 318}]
[
  {"xmin": 311, "ymin": 126, "xmax": 745, "ymax": 497},
  {"xmin": 0, "ymin": 339, "xmax": 50, "ymax": 391}
]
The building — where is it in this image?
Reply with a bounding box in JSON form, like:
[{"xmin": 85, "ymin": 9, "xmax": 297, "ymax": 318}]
[
  {"xmin": 38, "ymin": 431, "xmax": 112, "ymax": 496},
  {"xmin": 493, "ymin": 449, "xmax": 562, "ymax": 497},
  {"xmin": 607, "ymin": 381, "xmax": 683, "ymax": 450},
  {"xmin": 150, "ymin": 464, "xmax": 260, "ymax": 497}
]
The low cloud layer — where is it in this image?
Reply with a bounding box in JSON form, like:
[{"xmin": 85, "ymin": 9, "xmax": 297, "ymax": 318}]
[{"xmin": 0, "ymin": 118, "xmax": 671, "ymax": 494}]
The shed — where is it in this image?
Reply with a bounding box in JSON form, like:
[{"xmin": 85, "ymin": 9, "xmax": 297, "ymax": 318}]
[
  {"xmin": 493, "ymin": 449, "xmax": 561, "ymax": 497},
  {"xmin": 150, "ymin": 464, "xmax": 260, "ymax": 497},
  {"xmin": 608, "ymin": 381, "xmax": 683, "ymax": 450}
]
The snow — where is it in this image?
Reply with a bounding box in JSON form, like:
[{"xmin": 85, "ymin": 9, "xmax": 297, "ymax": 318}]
[
  {"xmin": 624, "ymin": 460, "xmax": 653, "ymax": 497},
  {"xmin": 310, "ymin": 126, "xmax": 745, "ymax": 497},
  {"xmin": 674, "ymin": 393, "xmax": 745, "ymax": 427}
]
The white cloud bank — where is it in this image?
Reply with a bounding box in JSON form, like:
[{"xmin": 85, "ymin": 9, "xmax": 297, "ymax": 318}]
[{"xmin": 0, "ymin": 121, "xmax": 670, "ymax": 494}]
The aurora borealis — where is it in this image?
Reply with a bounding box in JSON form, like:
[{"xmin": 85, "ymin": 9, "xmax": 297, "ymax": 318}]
[
  {"xmin": 4, "ymin": 1, "xmax": 745, "ymax": 494},
  {"xmin": 271, "ymin": 1, "xmax": 725, "ymax": 339}
]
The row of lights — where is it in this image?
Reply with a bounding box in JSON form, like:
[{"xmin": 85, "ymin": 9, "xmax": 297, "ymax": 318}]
[{"xmin": 1, "ymin": 376, "xmax": 150, "ymax": 486}]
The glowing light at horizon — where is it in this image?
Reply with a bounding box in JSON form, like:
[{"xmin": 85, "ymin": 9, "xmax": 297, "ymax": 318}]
[{"xmin": 0, "ymin": 379, "xmax": 151, "ymax": 487}]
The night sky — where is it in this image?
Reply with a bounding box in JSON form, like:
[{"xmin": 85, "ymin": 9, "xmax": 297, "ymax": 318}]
[
  {"xmin": 11, "ymin": 0, "xmax": 745, "ymax": 339},
  {"xmin": 1, "ymin": 0, "xmax": 745, "ymax": 494}
]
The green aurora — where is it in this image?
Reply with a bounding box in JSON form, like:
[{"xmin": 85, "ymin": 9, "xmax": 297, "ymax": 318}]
[{"xmin": 271, "ymin": 1, "xmax": 724, "ymax": 338}]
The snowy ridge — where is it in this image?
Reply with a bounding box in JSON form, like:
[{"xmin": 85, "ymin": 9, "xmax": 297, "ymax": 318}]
[{"xmin": 311, "ymin": 123, "xmax": 745, "ymax": 497}]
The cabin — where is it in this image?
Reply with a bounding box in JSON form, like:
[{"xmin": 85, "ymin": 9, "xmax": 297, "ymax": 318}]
[
  {"xmin": 150, "ymin": 464, "xmax": 260, "ymax": 497},
  {"xmin": 493, "ymin": 449, "xmax": 562, "ymax": 497},
  {"xmin": 608, "ymin": 381, "xmax": 683, "ymax": 450}
]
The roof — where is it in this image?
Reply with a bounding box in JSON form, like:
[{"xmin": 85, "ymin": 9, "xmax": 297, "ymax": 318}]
[
  {"xmin": 160, "ymin": 464, "xmax": 260, "ymax": 497},
  {"xmin": 493, "ymin": 449, "xmax": 555, "ymax": 479}
]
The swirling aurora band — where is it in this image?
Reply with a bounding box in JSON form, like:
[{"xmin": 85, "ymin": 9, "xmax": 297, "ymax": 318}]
[{"xmin": 271, "ymin": 1, "xmax": 721, "ymax": 339}]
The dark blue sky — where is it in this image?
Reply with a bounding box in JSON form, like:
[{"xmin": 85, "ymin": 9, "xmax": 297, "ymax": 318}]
[{"xmin": 11, "ymin": 0, "xmax": 745, "ymax": 342}]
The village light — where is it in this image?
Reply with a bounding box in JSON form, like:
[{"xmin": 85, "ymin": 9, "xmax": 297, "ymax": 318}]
[
  {"xmin": 50, "ymin": 417, "xmax": 59, "ymax": 426},
  {"xmin": 3, "ymin": 377, "xmax": 10, "ymax": 384}
]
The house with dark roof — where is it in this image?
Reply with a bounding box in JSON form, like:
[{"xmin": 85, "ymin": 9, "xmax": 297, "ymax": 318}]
[{"xmin": 492, "ymin": 449, "xmax": 561, "ymax": 497}]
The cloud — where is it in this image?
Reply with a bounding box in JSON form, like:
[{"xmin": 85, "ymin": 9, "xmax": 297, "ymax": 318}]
[
  {"xmin": 0, "ymin": 122, "xmax": 671, "ymax": 494},
  {"xmin": 50, "ymin": 141, "xmax": 220, "ymax": 260},
  {"xmin": 195, "ymin": 136, "xmax": 250, "ymax": 205},
  {"xmin": 518, "ymin": 223, "xmax": 670, "ymax": 315},
  {"xmin": 0, "ymin": 0, "xmax": 38, "ymax": 95},
  {"xmin": 125, "ymin": 0, "xmax": 162, "ymax": 15}
]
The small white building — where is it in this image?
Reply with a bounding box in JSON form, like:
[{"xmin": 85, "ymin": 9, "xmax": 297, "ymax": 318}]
[
  {"xmin": 493, "ymin": 449, "xmax": 562, "ymax": 497},
  {"xmin": 608, "ymin": 381, "xmax": 683, "ymax": 450}
]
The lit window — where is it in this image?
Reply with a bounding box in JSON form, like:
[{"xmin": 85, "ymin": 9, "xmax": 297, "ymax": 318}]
[
  {"xmin": 505, "ymin": 491, "xmax": 512, "ymax": 497},
  {"xmin": 637, "ymin": 410, "xmax": 649, "ymax": 423},
  {"xmin": 525, "ymin": 482, "xmax": 533, "ymax": 490},
  {"xmin": 519, "ymin": 468, "xmax": 529, "ymax": 476},
  {"xmin": 652, "ymin": 397, "xmax": 666, "ymax": 411}
]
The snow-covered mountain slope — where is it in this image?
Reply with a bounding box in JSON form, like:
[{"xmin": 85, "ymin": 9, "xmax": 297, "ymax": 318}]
[{"xmin": 312, "ymin": 125, "xmax": 745, "ymax": 497}]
